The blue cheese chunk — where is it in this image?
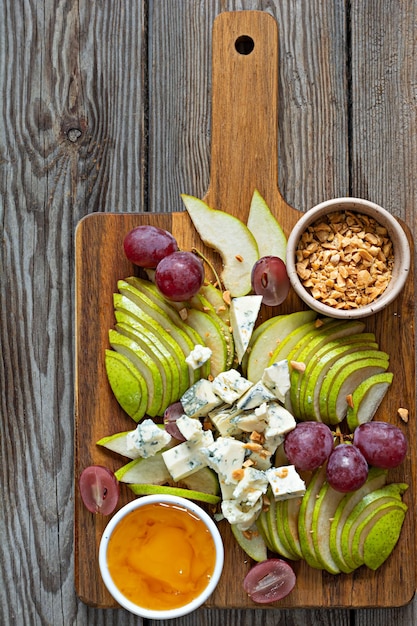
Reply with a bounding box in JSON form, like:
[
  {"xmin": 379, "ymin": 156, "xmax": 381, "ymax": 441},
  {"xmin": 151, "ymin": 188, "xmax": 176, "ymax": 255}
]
[
  {"xmin": 232, "ymin": 467, "xmax": 268, "ymax": 506},
  {"xmin": 200, "ymin": 436, "xmax": 246, "ymax": 485},
  {"xmin": 176, "ymin": 414, "xmax": 206, "ymax": 445},
  {"xmin": 212, "ymin": 369, "xmax": 253, "ymax": 404},
  {"xmin": 236, "ymin": 402, "xmax": 268, "ymax": 433},
  {"xmin": 265, "ymin": 465, "xmax": 306, "ymax": 500},
  {"xmin": 221, "ymin": 497, "xmax": 263, "ymax": 531},
  {"xmin": 230, "ymin": 295, "xmax": 263, "ymax": 363},
  {"xmin": 185, "ymin": 344, "xmax": 212, "ymax": 369},
  {"xmin": 181, "ymin": 378, "xmax": 222, "ymax": 417},
  {"xmin": 236, "ymin": 381, "xmax": 276, "ymax": 411},
  {"xmin": 126, "ymin": 419, "xmax": 172, "ymax": 458},
  {"xmin": 244, "ymin": 447, "xmax": 272, "ymax": 471},
  {"xmin": 208, "ymin": 404, "xmax": 243, "ymax": 437},
  {"xmin": 261, "ymin": 360, "xmax": 291, "ymax": 403},
  {"xmin": 263, "ymin": 402, "xmax": 297, "ymax": 453},
  {"xmin": 162, "ymin": 430, "xmax": 214, "ymax": 481}
]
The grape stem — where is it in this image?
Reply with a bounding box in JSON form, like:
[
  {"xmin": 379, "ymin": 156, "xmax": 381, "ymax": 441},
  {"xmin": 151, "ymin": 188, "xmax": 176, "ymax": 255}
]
[{"xmin": 191, "ymin": 247, "xmax": 223, "ymax": 292}]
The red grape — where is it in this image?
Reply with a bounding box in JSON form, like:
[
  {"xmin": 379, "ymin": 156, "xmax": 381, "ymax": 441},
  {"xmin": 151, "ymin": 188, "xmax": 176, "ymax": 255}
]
[
  {"xmin": 155, "ymin": 251, "xmax": 204, "ymax": 301},
  {"xmin": 163, "ymin": 401, "xmax": 186, "ymax": 441},
  {"xmin": 251, "ymin": 256, "xmax": 290, "ymax": 306},
  {"xmin": 243, "ymin": 559, "xmax": 296, "ymax": 604},
  {"xmin": 123, "ymin": 225, "xmax": 178, "ymax": 268},
  {"xmin": 353, "ymin": 422, "xmax": 407, "ymax": 469},
  {"xmin": 79, "ymin": 465, "xmax": 120, "ymax": 515},
  {"xmin": 326, "ymin": 444, "xmax": 368, "ymax": 492},
  {"xmin": 284, "ymin": 422, "xmax": 334, "ymax": 471}
]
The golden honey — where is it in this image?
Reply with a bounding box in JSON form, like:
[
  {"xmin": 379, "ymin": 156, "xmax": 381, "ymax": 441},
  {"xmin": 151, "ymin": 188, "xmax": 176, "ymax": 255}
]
[{"xmin": 106, "ymin": 501, "xmax": 216, "ymax": 610}]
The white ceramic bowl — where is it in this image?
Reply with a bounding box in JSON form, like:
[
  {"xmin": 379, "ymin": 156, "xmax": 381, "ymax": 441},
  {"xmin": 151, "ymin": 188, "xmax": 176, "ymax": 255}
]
[
  {"xmin": 286, "ymin": 197, "xmax": 410, "ymax": 319},
  {"xmin": 99, "ymin": 494, "xmax": 224, "ymax": 619}
]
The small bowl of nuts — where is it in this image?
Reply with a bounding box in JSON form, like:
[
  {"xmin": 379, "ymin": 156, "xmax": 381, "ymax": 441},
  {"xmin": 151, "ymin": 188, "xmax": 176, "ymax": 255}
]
[{"xmin": 286, "ymin": 197, "xmax": 410, "ymax": 319}]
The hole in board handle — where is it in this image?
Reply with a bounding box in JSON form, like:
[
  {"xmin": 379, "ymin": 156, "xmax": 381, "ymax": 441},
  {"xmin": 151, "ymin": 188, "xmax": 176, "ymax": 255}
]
[{"xmin": 235, "ymin": 35, "xmax": 255, "ymax": 55}]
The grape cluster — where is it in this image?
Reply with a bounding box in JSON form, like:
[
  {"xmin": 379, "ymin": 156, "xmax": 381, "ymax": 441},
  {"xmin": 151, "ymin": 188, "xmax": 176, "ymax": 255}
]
[
  {"xmin": 123, "ymin": 225, "xmax": 204, "ymax": 301},
  {"xmin": 284, "ymin": 421, "xmax": 407, "ymax": 493}
]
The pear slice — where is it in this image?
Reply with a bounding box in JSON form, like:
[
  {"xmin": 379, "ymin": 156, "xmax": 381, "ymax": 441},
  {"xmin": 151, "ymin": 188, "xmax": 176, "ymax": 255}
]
[
  {"xmin": 128, "ymin": 483, "xmax": 221, "ymax": 505},
  {"xmin": 311, "ymin": 481, "xmax": 348, "ymax": 573},
  {"xmin": 105, "ymin": 350, "xmax": 148, "ymax": 422},
  {"xmin": 302, "ymin": 338, "xmax": 379, "ymax": 422},
  {"xmin": 297, "ymin": 464, "xmax": 328, "ymax": 569},
  {"xmin": 288, "ymin": 320, "xmax": 366, "ymax": 419},
  {"xmin": 182, "ymin": 308, "xmax": 228, "ymax": 377},
  {"xmin": 181, "ymin": 193, "xmax": 259, "ymax": 297},
  {"xmin": 346, "ymin": 372, "xmax": 394, "ymax": 432},
  {"xmin": 122, "ymin": 277, "xmax": 208, "ymax": 378},
  {"xmin": 199, "ymin": 283, "xmax": 231, "ymax": 325},
  {"xmin": 114, "ymin": 293, "xmax": 189, "ymax": 394},
  {"xmin": 329, "ymin": 467, "xmax": 388, "ymax": 573},
  {"xmin": 281, "ymin": 495, "xmax": 304, "ymax": 559},
  {"xmin": 247, "ymin": 189, "xmax": 287, "ymax": 261},
  {"xmin": 108, "ymin": 329, "xmax": 164, "ymax": 417},
  {"xmin": 231, "ymin": 523, "xmax": 268, "ymax": 562},
  {"xmin": 275, "ymin": 499, "xmax": 301, "ymax": 560},
  {"xmin": 265, "ymin": 489, "xmax": 297, "ymax": 560},
  {"xmin": 115, "ymin": 310, "xmax": 181, "ymax": 402},
  {"xmin": 321, "ymin": 352, "xmax": 390, "ymax": 425},
  {"xmin": 244, "ymin": 309, "xmax": 317, "ymax": 381},
  {"xmin": 267, "ymin": 317, "xmax": 334, "ymax": 366},
  {"xmin": 361, "ymin": 504, "xmax": 408, "ymax": 570},
  {"xmin": 256, "ymin": 507, "xmax": 275, "ymax": 553},
  {"xmin": 340, "ymin": 483, "xmax": 408, "ymax": 570}
]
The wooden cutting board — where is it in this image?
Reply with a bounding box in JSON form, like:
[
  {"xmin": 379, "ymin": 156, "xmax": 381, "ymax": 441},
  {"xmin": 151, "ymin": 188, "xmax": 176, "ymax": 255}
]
[{"xmin": 74, "ymin": 10, "xmax": 416, "ymax": 609}]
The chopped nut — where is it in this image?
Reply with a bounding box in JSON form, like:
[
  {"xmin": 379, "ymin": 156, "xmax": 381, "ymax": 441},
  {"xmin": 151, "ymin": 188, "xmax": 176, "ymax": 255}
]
[
  {"xmin": 178, "ymin": 307, "xmax": 188, "ymax": 320},
  {"xmin": 398, "ymin": 408, "xmax": 409, "ymax": 423},
  {"xmin": 346, "ymin": 394, "xmax": 354, "ymax": 408},
  {"xmin": 243, "ymin": 442, "xmax": 263, "ymax": 452},
  {"xmin": 235, "ymin": 254, "xmax": 244, "ymax": 262},
  {"xmin": 275, "ymin": 467, "xmax": 289, "ymax": 479},
  {"xmin": 243, "ymin": 458, "xmax": 255, "ymax": 468},
  {"xmin": 295, "ymin": 211, "xmax": 394, "ymax": 309},
  {"xmin": 290, "ymin": 360, "xmax": 306, "ymax": 372},
  {"xmin": 250, "ymin": 431, "xmax": 265, "ymax": 444},
  {"xmin": 223, "ymin": 290, "xmax": 232, "ymax": 306},
  {"xmin": 232, "ymin": 468, "xmax": 245, "ymax": 481}
]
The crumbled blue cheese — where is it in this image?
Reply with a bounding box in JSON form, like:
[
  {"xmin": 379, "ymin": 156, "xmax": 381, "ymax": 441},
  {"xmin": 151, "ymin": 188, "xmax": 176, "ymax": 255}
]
[
  {"xmin": 263, "ymin": 402, "xmax": 297, "ymax": 453},
  {"xmin": 265, "ymin": 465, "xmax": 306, "ymax": 500},
  {"xmin": 236, "ymin": 381, "xmax": 276, "ymax": 411},
  {"xmin": 230, "ymin": 295, "xmax": 263, "ymax": 363},
  {"xmin": 162, "ymin": 430, "xmax": 214, "ymax": 481},
  {"xmin": 232, "ymin": 467, "xmax": 268, "ymax": 506},
  {"xmin": 208, "ymin": 404, "xmax": 243, "ymax": 437},
  {"xmin": 200, "ymin": 436, "xmax": 246, "ymax": 485},
  {"xmin": 261, "ymin": 360, "xmax": 291, "ymax": 403},
  {"xmin": 236, "ymin": 402, "xmax": 268, "ymax": 433},
  {"xmin": 243, "ymin": 447, "xmax": 273, "ymax": 471},
  {"xmin": 181, "ymin": 378, "xmax": 222, "ymax": 417},
  {"xmin": 221, "ymin": 497, "xmax": 263, "ymax": 531},
  {"xmin": 185, "ymin": 344, "xmax": 212, "ymax": 369},
  {"xmin": 176, "ymin": 414, "xmax": 206, "ymax": 445},
  {"xmin": 212, "ymin": 369, "xmax": 253, "ymax": 404},
  {"xmin": 126, "ymin": 419, "xmax": 172, "ymax": 458}
]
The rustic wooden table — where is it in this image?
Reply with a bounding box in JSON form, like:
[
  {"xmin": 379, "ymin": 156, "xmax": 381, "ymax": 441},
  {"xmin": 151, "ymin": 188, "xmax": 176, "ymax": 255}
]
[{"xmin": 1, "ymin": 1, "xmax": 416, "ymax": 625}]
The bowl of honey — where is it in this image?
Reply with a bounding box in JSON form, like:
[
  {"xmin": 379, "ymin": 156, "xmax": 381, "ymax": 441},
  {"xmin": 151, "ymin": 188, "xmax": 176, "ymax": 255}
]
[{"xmin": 98, "ymin": 494, "xmax": 224, "ymax": 619}]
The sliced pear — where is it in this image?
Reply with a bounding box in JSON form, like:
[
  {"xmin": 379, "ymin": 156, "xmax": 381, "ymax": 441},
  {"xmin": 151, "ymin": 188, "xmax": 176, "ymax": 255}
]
[
  {"xmin": 108, "ymin": 329, "xmax": 164, "ymax": 417},
  {"xmin": 288, "ymin": 320, "xmax": 366, "ymax": 419},
  {"xmin": 281, "ymin": 495, "xmax": 303, "ymax": 559},
  {"xmin": 275, "ymin": 499, "xmax": 301, "ymax": 560},
  {"xmin": 320, "ymin": 351, "xmax": 390, "ymax": 425},
  {"xmin": 115, "ymin": 451, "xmax": 172, "ymax": 484},
  {"xmin": 247, "ymin": 189, "xmax": 287, "ymax": 261},
  {"xmin": 245, "ymin": 310, "xmax": 317, "ymax": 382},
  {"xmin": 104, "ymin": 350, "xmax": 148, "ymax": 421},
  {"xmin": 184, "ymin": 308, "xmax": 228, "ymax": 377},
  {"xmin": 267, "ymin": 318, "xmax": 332, "ymax": 366},
  {"xmin": 340, "ymin": 483, "xmax": 408, "ymax": 570},
  {"xmin": 346, "ymin": 372, "xmax": 394, "ymax": 432},
  {"xmin": 311, "ymin": 481, "xmax": 348, "ymax": 573},
  {"xmin": 299, "ymin": 333, "xmax": 378, "ymax": 421},
  {"xmin": 361, "ymin": 504, "xmax": 408, "ymax": 570},
  {"xmin": 115, "ymin": 309, "xmax": 181, "ymax": 402},
  {"xmin": 231, "ymin": 523, "xmax": 268, "ymax": 562},
  {"xmin": 256, "ymin": 506, "xmax": 275, "ymax": 553},
  {"xmin": 329, "ymin": 467, "xmax": 388, "ymax": 573},
  {"xmin": 114, "ymin": 293, "xmax": 190, "ymax": 394},
  {"xmin": 297, "ymin": 464, "xmax": 327, "ymax": 569},
  {"xmin": 266, "ymin": 489, "xmax": 297, "ymax": 560},
  {"xmin": 199, "ymin": 283, "xmax": 231, "ymax": 325},
  {"xmin": 181, "ymin": 193, "xmax": 259, "ymax": 297},
  {"xmin": 127, "ymin": 483, "xmax": 220, "ymax": 504}
]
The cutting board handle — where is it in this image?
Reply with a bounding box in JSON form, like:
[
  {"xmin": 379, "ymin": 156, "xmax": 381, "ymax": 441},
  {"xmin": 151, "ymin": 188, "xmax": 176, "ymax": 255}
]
[{"xmin": 204, "ymin": 11, "xmax": 292, "ymax": 223}]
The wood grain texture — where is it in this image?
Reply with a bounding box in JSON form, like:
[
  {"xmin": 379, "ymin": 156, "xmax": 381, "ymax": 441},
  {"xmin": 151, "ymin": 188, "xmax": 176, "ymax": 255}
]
[{"xmin": 1, "ymin": 0, "xmax": 417, "ymax": 624}]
